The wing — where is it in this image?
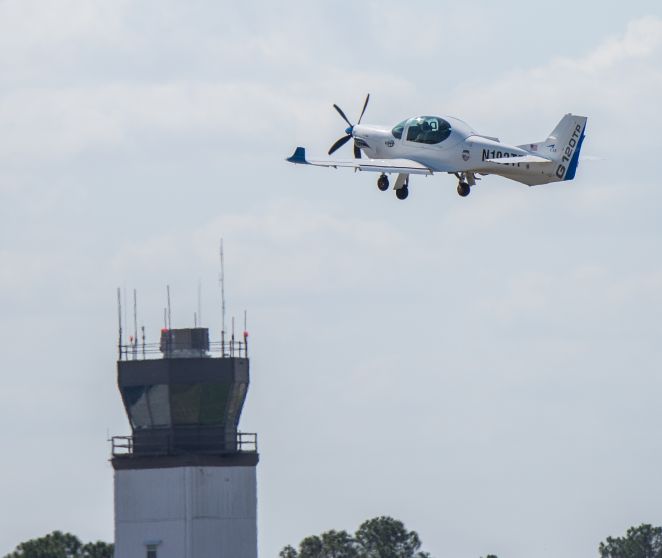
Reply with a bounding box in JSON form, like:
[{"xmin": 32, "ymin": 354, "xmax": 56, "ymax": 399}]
[{"xmin": 286, "ymin": 147, "xmax": 433, "ymax": 175}]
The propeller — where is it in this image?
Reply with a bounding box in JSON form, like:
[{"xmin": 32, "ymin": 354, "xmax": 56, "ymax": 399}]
[{"xmin": 328, "ymin": 94, "xmax": 370, "ymax": 158}]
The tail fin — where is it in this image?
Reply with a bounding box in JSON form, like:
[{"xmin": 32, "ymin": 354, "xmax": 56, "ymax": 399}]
[
  {"xmin": 520, "ymin": 114, "xmax": 588, "ymax": 181},
  {"xmin": 547, "ymin": 114, "xmax": 588, "ymax": 181}
]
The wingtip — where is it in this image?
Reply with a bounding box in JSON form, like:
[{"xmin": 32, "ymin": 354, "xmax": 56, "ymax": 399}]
[{"xmin": 286, "ymin": 146, "xmax": 308, "ymax": 164}]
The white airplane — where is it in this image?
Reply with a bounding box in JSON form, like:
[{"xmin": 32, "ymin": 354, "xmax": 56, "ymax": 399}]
[{"xmin": 287, "ymin": 95, "xmax": 587, "ymax": 199}]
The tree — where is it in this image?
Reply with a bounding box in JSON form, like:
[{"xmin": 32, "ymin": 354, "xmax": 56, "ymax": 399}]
[
  {"xmin": 319, "ymin": 530, "xmax": 359, "ymax": 558},
  {"xmin": 280, "ymin": 516, "xmax": 430, "ymax": 558},
  {"xmin": 282, "ymin": 530, "xmax": 358, "ymax": 558},
  {"xmin": 298, "ymin": 535, "xmax": 324, "ymax": 558},
  {"xmin": 355, "ymin": 517, "xmax": 428, "ymax": 558},
  {"xmin": 599, "ymin": 524, "xmax": 662, "ymax": 558},
  {"xmin": 3, "ymin": 531, "xmax": 113, "ymax": 558},
  {"xmin": 80, "ymin": 541, "xmax": 114, "ymax": 558}
]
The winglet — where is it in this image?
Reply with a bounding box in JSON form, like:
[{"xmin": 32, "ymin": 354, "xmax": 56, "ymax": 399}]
[{"xmin": 286, "ymin": 146, "xmax": 308, "ymax": 164}]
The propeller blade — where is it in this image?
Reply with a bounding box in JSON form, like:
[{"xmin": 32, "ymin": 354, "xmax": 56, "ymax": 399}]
[
  {"xmin": 333, "ymin": 104, "xmax": 353, "ymax": 128},
  {"xmin": 354, "ymin": 144, "xmax": 362, "ymax": 159},
  {"xmin": 328, "ymin": 134, "xmax": 352, "ymax": 155},
  {"xmin": 357, "ymin": 93, "xmax": 370, "ymax": 124}
]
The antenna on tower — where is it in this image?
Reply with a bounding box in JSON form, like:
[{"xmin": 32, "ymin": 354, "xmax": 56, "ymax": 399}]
[
  {"xmin": 117, "ymin": 288, "xmax": 123, "ymax": 359},
  {"xmin": 166, "ymin": 285, "xmax": 172, "ymax": 330},
  {"xmin": 243, "ymin": 309, "xmax": 248, "ymax": 358},
  {"xmin": 197, "ymin": 278, "xmax": 202, "ymax": 327},
  {"xmin": 123, "ymin": 285, "xmax": 128, "ymax": 348},
  {"xmin": 133, "ymin": 289, "xmax": 138, "ymax": 360},
  {"xmin": 219, "ymin": 239, "xmax": 227, "ymax": 354},
  {"xmin": 231, "ymin": 316, "xmax": 236, "ymax": 357}
]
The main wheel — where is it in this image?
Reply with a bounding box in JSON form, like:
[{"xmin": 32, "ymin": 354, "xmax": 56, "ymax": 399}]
[
  {"xmin": 396, "ymin": 186, "xmax": 409, "ymax": 200},
  {"xmin": 377, "ymin": 175, "xmax": 389, "ymax": 191},
  {"xmin": 457, "ymin": 182, "xmax": 470, "ymax": 197}
]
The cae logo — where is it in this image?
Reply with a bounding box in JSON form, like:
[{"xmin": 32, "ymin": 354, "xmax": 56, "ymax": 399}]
[{"xmin": 556, "ymin": 124, "xmax": 583, "ymax": 179}]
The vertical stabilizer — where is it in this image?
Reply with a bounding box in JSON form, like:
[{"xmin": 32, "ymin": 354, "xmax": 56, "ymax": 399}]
[
  {"xmin": 520, "ymin": 114, "xmax": 587, "ymax": 182},
  {"xmin": 547, "ymin": 114, "xmax": 587, "ymax": 181}
]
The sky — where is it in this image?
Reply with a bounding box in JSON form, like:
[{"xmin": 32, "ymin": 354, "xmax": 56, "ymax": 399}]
[{"xmin": 1, "ymin": 1, "xmax": 662, "ymax": 557}]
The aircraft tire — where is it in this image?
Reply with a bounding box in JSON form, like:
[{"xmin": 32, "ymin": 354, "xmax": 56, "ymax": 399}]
[
  {"xmin": 377, "ymin": 175, "xmax": 389, "ymax": 191},
  {"xmin": 395, "ymin": 186, "xmax": 409, "ymax": 200},
  {"xmin": 457, "ymin": 182, "xmax": 470, "ymax": 197}
]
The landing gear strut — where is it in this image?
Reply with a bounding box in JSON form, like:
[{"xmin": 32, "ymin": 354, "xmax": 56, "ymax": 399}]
[
  {"xmin": 377, "ymin": 174, "xmax": 389, "ymax": 191},
  {"xmin": 396, "ymin": 186, "xmax": 409, "ymax": 200},
  {"xmin": 457, "ymin": 182, "xmax": 470, "ymax": 197}
]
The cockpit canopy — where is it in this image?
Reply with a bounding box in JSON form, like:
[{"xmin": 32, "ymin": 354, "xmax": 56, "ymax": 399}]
[{"xmin": 392, "ymin": 116, "xmax": 452, "ymax": 144}]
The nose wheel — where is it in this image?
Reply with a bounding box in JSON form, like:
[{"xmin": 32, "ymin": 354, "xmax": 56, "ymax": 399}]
[
  {"xmin": 377, "ymin": 174, "xmax": 389, "ymax": 191},
  {"xmin": 457, "ymin": 181, "xmax": 471, "ymax": 197}
]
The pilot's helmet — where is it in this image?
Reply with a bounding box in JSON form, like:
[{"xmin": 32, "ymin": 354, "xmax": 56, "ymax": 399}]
[{"xmin": 421, "ymin": 120, "xmax": 431, "ymax": 131}]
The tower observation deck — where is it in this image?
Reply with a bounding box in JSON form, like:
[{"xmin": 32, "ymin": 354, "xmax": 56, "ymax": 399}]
[
  {"xmin": 112, "ymin": 327, "xmax": 257, "ymax": 463},
  {"xmin": 111, "ymin": 325, "xmax": 259, "ymax": 558}
]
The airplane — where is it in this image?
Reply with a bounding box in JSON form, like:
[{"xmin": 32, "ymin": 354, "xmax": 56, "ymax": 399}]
[{"xmin": 286, "ymin": 95, "xmax": 587, "ymax": 200}]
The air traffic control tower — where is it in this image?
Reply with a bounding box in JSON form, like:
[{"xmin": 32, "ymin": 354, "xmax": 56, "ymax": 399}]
[{"xmin": 111, "ymin": 322, "xmax": 258, "ymax": 558}]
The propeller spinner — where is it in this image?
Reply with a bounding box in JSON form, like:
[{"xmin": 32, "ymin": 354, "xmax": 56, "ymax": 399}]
[{"xmin": 328, "ymin": 94, "xmax": 370, "ymax": 158}]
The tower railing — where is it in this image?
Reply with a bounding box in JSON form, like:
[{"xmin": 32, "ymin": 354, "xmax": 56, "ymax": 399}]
[
  {"xmin": 118, "ymin": 339, "xmax": 248, "ymax": 361},
  {"xmin": 111, "ymin": 431, "xmax": 258, "ymax": 457}
]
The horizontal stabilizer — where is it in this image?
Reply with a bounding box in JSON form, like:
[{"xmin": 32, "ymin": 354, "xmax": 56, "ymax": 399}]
[
  {"xmin": 286, "ymin": 146, "xmax": 308, "ymax": 164},
  {"xmin": 485, "ymin": 154, "xmax": 552, "ymax": 165}
]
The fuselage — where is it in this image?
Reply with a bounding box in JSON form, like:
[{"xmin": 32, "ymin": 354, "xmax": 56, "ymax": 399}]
[{"xmin": 352, "ymin": 115, "xmax": 559, "ymax": 185}]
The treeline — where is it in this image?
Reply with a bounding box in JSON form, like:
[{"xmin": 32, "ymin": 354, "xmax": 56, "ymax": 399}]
[
  {"xmin": 280, "ymin": 518, "xmax": 662, "ymax": 558},
  {"xmin": 4, "ymin": 520, "xmax": 661, "ymax": 557}
]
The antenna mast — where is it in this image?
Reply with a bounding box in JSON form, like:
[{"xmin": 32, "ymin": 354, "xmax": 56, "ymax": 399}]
[
  {"xmin": 166, "ymin": 285, "xmax": 172, "ymax": 330},
  {"xmin": 220, "ymin": 239, "xmax": 227, "ymax": 353},
  {"xmin": 197, "ymin": 278, "xmax": 202, "ymax": 327},
  {"xmin": 133, "ymin": 289, "xmax": 138, "ymax": 360},
  {"xmin": 243, "ymin": 309, "xmax": 248, "ymax": 358},
  {"xmin": 123, "ymin": 286, "xmax": 128, "ymax": 350},
  {"xmin": 117, "ymin": 288, "xmax": 123, "ymax": 359}
]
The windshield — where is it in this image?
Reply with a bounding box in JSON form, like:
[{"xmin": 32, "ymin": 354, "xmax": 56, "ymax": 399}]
[
  {"xmin": 391, "ymin": 120, "xmax": 407, "ymax": 139},
  {"xmin": 405, "ymin": 116, "xmax": 452, "ymax": 144}
]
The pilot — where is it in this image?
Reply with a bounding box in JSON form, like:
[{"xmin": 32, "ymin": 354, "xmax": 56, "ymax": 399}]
[
  {"xmin": 416, "ymin": 120, "xmax": 431, "ymax": 142},
  {"xmin": 407, "ymin": 122, "xmax": 421, "ymax": 141}
]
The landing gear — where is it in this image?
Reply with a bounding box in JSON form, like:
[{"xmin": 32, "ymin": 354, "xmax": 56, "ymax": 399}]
[
  {"xmin": 393, "ymin": 173, "xmax": 410, "ymax": 200},
  {"xmin": 377, "ymin": 174, "xmax": 389, "ymax": 191},
  {"xmin": 396, "ymin": 186, "xmax": 409, "ymax": 200},
  {"xmin": 457, "ymin": 182, "xmax": 470, "ymax": 197},
  {"xmin": 454, "ymin": 172, "xmax": 476, "ymax": 197}
]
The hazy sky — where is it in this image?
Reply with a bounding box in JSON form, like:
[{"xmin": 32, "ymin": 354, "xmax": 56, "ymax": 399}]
[{"xmin": 1, "ymin": 1, "xmax": 662, "ymax": 557}]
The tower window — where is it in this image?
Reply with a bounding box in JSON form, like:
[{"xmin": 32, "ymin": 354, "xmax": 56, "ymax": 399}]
[{"xmin": 146, "ymin": 544, "xmax": 158, "ymax": 558}]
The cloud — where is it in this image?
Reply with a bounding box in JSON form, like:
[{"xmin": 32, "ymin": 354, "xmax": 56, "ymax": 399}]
[
  {"xmin": 576, "ymin": 16, "xmax": 662, "ymax": 71},
  {"xmin": 479, "ymin": 264, "xmax": 662, "ymax": 337},
  {"xmin": 111, "ymin": 200, "xmax": 410, "ymax": 297},
  {"xmin": 0, "ymin": 0, "xmax": 131, "ymax": 84},
  {"xmin": 444, "ymin": 15, "xmax": 662, "ymax": 158}
]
